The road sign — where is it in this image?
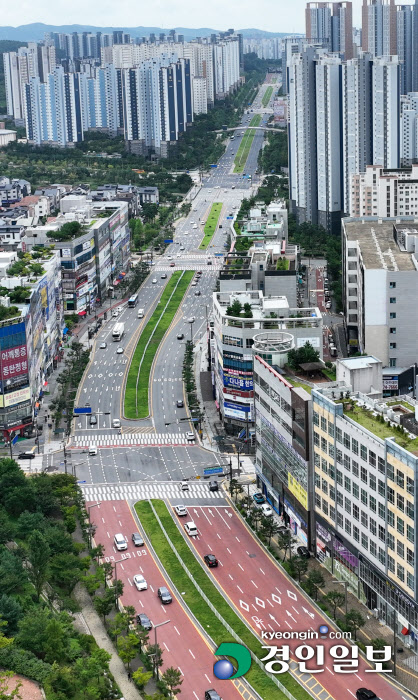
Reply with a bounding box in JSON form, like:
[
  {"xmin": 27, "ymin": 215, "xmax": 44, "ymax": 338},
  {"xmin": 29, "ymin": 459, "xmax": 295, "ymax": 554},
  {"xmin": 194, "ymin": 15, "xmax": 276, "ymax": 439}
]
[
  {"xmin": 210, "ymin": 164, "xmax": 218, "ymax": 168},
  {"xmin": 214, "ymin": 253, "xmax": 224, "ymax": 257},
  {"xmin": 74, "ymin": 407, "xmax": 92, "ymax": 414},
  {"xmin": 12, "ymin": 435, "xmax": 18, "ymax": 445},
  {"xmin": 226, "ymin": 216, "xmax": 233, "ymax": 219},
  {"xmin": 203, "ymin": 467, "xmax": 224, "ymax": 476},
  {"xmin": 77, "ymin": 480, "xmax": 86, "ymax": 484},
  {"xmin": 164, "ymin": 239, "xmax": 173, "ymax": 243},
  {"xmin": 191, "ymin": 418, "xmax": 199, "ymax": 422}
]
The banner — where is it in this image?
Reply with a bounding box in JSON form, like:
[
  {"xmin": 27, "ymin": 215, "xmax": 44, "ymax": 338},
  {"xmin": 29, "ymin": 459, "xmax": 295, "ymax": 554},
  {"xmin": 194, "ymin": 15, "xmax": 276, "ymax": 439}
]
[{"xmin": 0, "ymin": 345, "xmax": 28, "ymax": 380}]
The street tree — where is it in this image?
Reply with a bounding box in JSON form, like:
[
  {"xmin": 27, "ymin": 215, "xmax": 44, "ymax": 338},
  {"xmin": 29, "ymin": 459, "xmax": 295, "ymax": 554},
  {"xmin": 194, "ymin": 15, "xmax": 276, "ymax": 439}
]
[
  {"xmin": 108, "ymin": 612, "xmax": 127, "ymax": 643},
  {"xmin": 292, "ymin": 557, "xmax": 309, "ymax": 583},
  {"xmin": 91, "ymin": 543, "xmax": 104, "ymax": 562},
  {"xmin": 147, "ymin": 643, "xmax": 164, "ymax": 676},
  {"xmin": 136, "ymin": 627, "xmax": 150, "ymax": 653},
  {"xmin": 345, "ymin": 610, "xmax": 365, "ymax": 640},
  {"xmin": 124, "ymin": 606, "xmax": 136, "ymax": 632},
  {"xmin": 324, "ymin": 590, "xmax": 345, "ymax": 619},
  {"xmin": 93, "ymin": 590, "xmax": 114, "ymax": 623},
  {"xmin": 117, "ymin": 632, "xmax": 140, "ymax": 670},
  {"xmin": 250, "ymin": 508, "xmax": 263, "ymax": 532},
  {"xmin": 306, "ymin": 569, "xmax": 325, "ymax": 601},
  {"xmin": 277, "ymin": 531, "xmax": 295, "ymax": 561},
  {"xmin": 26, "ymin": 530, "xmax": 50, "ymax": 601},
  {"xmin": 161, "ymin": 667, "xmax": 183, "ymax": 697},
  {"xmin": 132, "ymin": 667, "xmax": 153, "ymax": 691},
  {"xmin": 260, "ymin": 518, "xmax": 280, "ymax": 546}
]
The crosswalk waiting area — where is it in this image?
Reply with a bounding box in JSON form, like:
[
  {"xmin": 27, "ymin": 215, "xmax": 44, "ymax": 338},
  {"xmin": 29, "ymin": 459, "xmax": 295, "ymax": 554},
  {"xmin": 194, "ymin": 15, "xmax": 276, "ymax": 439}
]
[
  {"xmin": 81, "ymin": 481, "xmax": 224, "ymax": 501},
  {"xmin": 72, "ymin": 433, "xmax": 196, "ymax": 448}
]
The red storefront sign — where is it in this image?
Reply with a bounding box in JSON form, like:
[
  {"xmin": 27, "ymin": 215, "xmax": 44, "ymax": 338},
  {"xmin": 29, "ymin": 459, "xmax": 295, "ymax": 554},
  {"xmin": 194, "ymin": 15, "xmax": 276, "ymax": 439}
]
[{"xmin": 0, "ymin": 345, "xmax": 28, "ymax": 379}]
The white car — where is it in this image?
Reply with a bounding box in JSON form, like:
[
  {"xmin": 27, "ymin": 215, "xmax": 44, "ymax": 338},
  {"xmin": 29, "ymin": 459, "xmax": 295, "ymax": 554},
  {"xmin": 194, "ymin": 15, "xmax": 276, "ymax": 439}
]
[
  {"xmin": 175, "ymin": 505, "xmax": 188, "ymax": 516},
  {"xmin": 112, "ymin": 310, "xmax": 119, "ymax": 317},
  {"xmin": 167, "ymin": 255, "xmax": 173, "ymax": 260},
  {"xmin": 184, "ymin": 521, "xmax": 198, "ymax": 536},
  {"xmin": 190, "ymin": 221, "xmax": 195, "ymax": 224},
  {"xmin": 117, "ymin": 347, "xmax": 124, "ymax": 354},
  {"xmin": 152, "ymin": 278, "xmax": 157, "ymax": 284},
  {"xmin": 186, "ymin": 432, "xmax": 195, "ymax": 442},
  {"xmin": 184, "ymin": 231, "xmax": 189, "ymax": 235},
  {"xmin": 260, "ymin": 503, "xmax": 273, "ymax": 517},
  {"xmin": 192, "ymin": 224, "xmax": 198, "ymax": 229},
  {"xmin": 117, "ymin": 306, "xmax": 123, "ymax": 313},
  {"xmin": 177, "ymin": 253, "xmax": 181, "ymax": 257},
  {"xmin": 133, "ymin": 574, "xmax": 148, "ymax": 591}
]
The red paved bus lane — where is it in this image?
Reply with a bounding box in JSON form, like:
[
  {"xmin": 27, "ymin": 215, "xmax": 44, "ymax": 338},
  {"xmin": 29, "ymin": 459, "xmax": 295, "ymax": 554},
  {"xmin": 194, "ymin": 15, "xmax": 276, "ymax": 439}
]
[
  {"xmin": 178, "ymin": 504, "xmax": 413, "ymax": 700},
  {"xmin": 88, "ymin": 500, "xmax": 244, "ymax": 700}
]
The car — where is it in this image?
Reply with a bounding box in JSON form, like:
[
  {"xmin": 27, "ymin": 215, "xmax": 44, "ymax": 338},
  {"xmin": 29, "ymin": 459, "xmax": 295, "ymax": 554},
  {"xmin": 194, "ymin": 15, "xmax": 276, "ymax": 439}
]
[
  {"xmin": 186, "ymin": 432, "xmax": 195, "ymax": 442},
  {"xmin": 356, "ymin": 690, "xmax": 379, "ymax": 700},
  {"xmin": 112, "ymin": 418, "xmax": 121, "ymax": 428},
  {"xmin": 117, "ymin": 306, "xmax": 123, "ymax": 313},
  {"xmin": 195, "ymin": 290, "xmax": 201, "ymax": 296},
  {"xmin": 161, "ymin": 273, "xmax": 167, "ymax": 279},
  {"xmin": 158, "ymin": 586, "xmax": 172, "ymax": 604},
  {"xmin": 196, "ymin": 271, "xmax": 202, "ymax": 276},
  {"xmin": 209, "ymin": 480, "xmax": 219, "ymax": 492},
  {"xmin": 133, "ymin": 574, "xmax": 148, "ymax": 591},
  {"xmin": 99, "ymin": 342, "xmax": 107, "ymax": 349},
  {"xmin": 136, "ymin": 613, "xmax": 152, "ymax": 630},
  {"xmin": 114, "ymin": 533, "xmax": 127, "ymax": 551},
  {"xmin": 176, "ymin": 399, "xmax": 184, "ymax": 408},
  {"xmin": 18, "ymin": 452, "xmax": 35, "ymax": 460},
  {"xmin": 112, "ymin": 310, "xmax": 119, "ymax": 317},
  {"xmin": 177, "ymin": 333, "xmax": 184, "ymax": 340},
  {"xmin": 190, "ymin": 220, "xmax": 195, "ymax": 224},
  {"xmin": 132, "ymin": 532, "xmax": 145, "ymax": 547},
  {"xmin": 177, "ymin": 253, "xmax": 181, "ymax": 257},
  {"xmin": 183, "ymin": 230, "xmax": 189, "ymax": 235},
  {"xmin": 205, "ymin": 691, "xmax": 222, "ymax": 700},
  {"xmin": 179, "ymin": 246, "xmax": 185, "ymax": 251},
  {"xmin": 170, "ymin": 262, "xmax": 175, "ymax": 267},
  {"xmin": 277, "ymin": 525, "xmax": 289, "ymax": 535},
  {"xmin": 181, "ymin": 480, "xmax": 190, "ymax": 491},
  {"xmin": 253, "ymin": 492, "xmax": 266, "ymax": 504},
  {"xmin": 219, "ymin": 224, "xmax": 222, "ymax": 228},
  {"xmin": 188, "ymin": 316, "xmax": 195, "ymax": 323},
  {"xmin": 297, "ymin": 546, "xmax": 310, "ymax": 559},
  {"xmin": 175, "ymin": 505, "xmax": 188, "ymax": 516},
  {"xmin": 167, "ymin": 255, "xmax": 173, "ymax": 260},
  {"xmin": 204, "ymin": 554, "xmax": 218, "ymax": 568},
  {"xmin": 184, "ymin": 521, "xmax": 198, "ymax": 536},
  {"xmin": 152, "ymin": 278, "xmax": 157, "ymax": 284},
  {"xmin": 90, "ymin": 415, "xmax": 97, "ymax": 425},
  {"xmin": 191, "ymin": 281, "xmax": 198, "ymax": 287},
  {"xmin": 260, "ymin": 503, "xmax": 273, "ymax": 517},
  {"xmin": 192, "ymin": 224, "xmax": 198, "ymax": 229}
]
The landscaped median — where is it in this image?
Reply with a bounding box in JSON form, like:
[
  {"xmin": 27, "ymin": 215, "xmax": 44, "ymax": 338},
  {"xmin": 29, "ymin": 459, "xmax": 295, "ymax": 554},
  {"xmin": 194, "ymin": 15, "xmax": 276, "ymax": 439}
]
[
  {"xmin": 262, "ymin": 86, "xmax": 273, "ymax": 108},
  {"xmin": 124, "ymin": 271, "xmax": 194, "ymax": 418},
  {"xmin": 233, "ymin": 114, "xmax": 262, "ymax": 174},
  {"xmin": 199, "ymin": 202, "xmax": 223, "ymax": 250},
  {"xmin": 135, "ymin": 499, "xmax": 311, "ymax": 700}
]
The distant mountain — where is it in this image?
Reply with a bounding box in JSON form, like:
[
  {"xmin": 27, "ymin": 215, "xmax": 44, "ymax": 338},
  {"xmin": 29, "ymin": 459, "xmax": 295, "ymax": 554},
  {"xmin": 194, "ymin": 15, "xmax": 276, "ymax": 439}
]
[{"xmin": 0, "ymin": 23, "xmax": 301, "ymax": 42}]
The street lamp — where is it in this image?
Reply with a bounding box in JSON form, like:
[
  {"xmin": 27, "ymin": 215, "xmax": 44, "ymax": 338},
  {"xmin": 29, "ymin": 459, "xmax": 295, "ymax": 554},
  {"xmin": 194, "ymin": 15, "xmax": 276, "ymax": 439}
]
[
  {"xmin": 87, "ymin": 502, "xmax": 101, "ymax": 548},
  {"xmin": 153, "ymin": 620, "xmax": 171, "ymax": 680},
  {"xmin": 113, "ymin": 557, "xmax": 125, "ymax": 609}
]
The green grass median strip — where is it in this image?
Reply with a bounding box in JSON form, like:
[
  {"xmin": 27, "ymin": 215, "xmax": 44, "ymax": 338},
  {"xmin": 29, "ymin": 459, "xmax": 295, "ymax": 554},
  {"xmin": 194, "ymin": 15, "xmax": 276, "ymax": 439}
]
[
  {"xmin": 124, "ymin": 272, "xmax": 194, "ymax": 418},
  {"xmin": 262, "ymin": 86, "xmax": 273, "ymax": 107},
  {"xmin": 136, "ymin": 499, "xmax": 311, "ymax": 700},
  {"xmin": 233, "ymin": 115, "xmax": 262, "ymax": 174},
  {"xmin": 199, "ymin": 202, "xmax": 223, "ymax": 250}
]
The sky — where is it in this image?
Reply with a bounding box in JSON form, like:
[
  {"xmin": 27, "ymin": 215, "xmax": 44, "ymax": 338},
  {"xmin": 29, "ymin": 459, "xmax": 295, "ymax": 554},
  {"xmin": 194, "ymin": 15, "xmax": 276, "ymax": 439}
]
[{"xmin": 1, "ymin": 0, "xmax": 324, "ymax": 34}]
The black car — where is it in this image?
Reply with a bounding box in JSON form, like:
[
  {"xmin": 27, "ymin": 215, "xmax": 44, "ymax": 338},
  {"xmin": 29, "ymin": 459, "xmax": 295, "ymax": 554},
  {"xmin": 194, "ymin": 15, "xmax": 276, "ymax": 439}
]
[
  {"xmin": 195, "ymin": 290, "xmax": 201, "ymax": 296},
  {"xmin": 204, "ymin": 554, "xmax": 218, "ymax": 568},
  {"xmin": 157, "ymin": 586, "xmax": 172, "ymax": 604},
  {"xmin": 356, "ymin": 691, "xmax": 379, "ymax": 700},
  {"xmin": 177, "ymin": 333, "xmax": 184, "ymax": 340},
  {"xmin": 176, "ymin": 400, "xmax": 184, "ymax": 408},
  {"xmin": 297, "ymin": 546, "xmax": 310, "ymax": 559},
  {"xmin": 132, "ymin": 532, "xmax": 144, "ymax": 547},
  {"xmin": 205, "ymin": 691, "xmax": 222, "ymax": 700},
  {"xmin": 136, "ymin": 613, "xmax": 152, "ymax": 631},
  {"xmin": 209, "ymin": 480, "xmax": 219, "ymax": 492},
  {"xmin": 18, "ymin": 452, "xmax": 35, "ymax": 460}
]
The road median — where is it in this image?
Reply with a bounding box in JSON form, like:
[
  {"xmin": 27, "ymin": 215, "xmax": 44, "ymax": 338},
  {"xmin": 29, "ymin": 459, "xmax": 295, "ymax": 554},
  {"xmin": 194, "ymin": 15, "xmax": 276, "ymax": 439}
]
[{"xmin": 199, "ymin": 202, "xmax": 223, "ymax": 250}]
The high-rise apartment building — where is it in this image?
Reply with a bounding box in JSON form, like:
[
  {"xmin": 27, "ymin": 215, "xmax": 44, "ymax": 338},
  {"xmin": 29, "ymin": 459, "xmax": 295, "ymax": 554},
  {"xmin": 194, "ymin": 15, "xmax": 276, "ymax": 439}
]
[
  {"xmin": 362, "ymin": 0, "xmax": 397, "ymax": 56},
  {"xmin": 397, "ymin": 5, "xmax": 414, "ymax": 95},
  {"xmin": 401, "ymin": 92, "xmax": 418, "ymax": 165},
  {"xmin": 350, "ymin": 164, "xmax": 418, "ymax": 217},
  {"xmin": 372, "ymin": 55, "xmax": 400, "ymax": 167},
  {"xmin": 305, "ymin": 2, "xmax": 353, "ymax": 58}
]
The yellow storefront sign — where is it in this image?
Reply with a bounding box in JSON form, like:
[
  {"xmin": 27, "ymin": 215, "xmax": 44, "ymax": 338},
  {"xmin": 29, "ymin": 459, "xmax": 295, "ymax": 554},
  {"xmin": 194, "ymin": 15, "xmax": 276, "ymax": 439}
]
[{"xmin": 287, "ymin": 473, "xmax": 308, "ymax": 510}]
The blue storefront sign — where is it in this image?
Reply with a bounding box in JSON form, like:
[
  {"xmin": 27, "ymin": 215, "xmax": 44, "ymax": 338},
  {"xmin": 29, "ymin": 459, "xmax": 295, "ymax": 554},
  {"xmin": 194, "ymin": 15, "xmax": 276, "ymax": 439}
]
[{"xmin": 222, "ymin": 371, "xmax": 253, "ymax": 391}]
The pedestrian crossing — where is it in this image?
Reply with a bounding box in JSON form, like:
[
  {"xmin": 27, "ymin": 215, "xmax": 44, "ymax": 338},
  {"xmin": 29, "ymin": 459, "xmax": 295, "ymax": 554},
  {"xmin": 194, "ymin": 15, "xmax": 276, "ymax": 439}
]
[
  {"xmin": 72, "ymin": 432, "xmax": 196, "ymax": 448},
  {"xmin": 156, "ymin": 264, "xmax": 222, "ymax": 271},
  {"xmin": 119, "ymin": 427, "xmax": 155, "ymax": 435},
  {"xmin": 80, "ymin": 481, "xmax": 224, "ymax": 501}
]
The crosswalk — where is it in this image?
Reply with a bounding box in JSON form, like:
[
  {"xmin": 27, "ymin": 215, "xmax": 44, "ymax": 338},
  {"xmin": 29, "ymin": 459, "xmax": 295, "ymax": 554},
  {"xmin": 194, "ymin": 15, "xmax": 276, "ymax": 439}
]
[
  {"xmin": 156, "ymin": 263, "xmax": 222, "ymax": 271},
  {"xmin": 72, "ymin": 432, "xmax": 196, "ymax": 448},
  {"xmin": 81, "ymin": 481, "xmax": 224, "ymax": 501},
  {"xmin": 118, "ymin": 427, "xmax": 155, "ymax": 435}
]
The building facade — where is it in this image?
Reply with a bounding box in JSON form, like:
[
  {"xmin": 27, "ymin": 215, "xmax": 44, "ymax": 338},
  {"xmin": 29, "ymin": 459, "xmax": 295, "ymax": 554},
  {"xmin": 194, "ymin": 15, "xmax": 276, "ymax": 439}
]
[{"xmin": 305, "ymin": 2, "xmax": 353, "ymax": 58}]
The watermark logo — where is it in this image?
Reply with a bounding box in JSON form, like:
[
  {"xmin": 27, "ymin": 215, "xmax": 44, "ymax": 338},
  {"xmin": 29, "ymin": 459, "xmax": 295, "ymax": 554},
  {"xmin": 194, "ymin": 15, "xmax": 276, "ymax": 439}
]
[{"xmin": 213, "ymin": 643, "xmax": 251, "ymax": 680}]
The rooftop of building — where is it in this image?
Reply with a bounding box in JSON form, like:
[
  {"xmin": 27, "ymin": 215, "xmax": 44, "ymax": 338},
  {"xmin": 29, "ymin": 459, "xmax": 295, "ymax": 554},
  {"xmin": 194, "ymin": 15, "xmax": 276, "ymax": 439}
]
[
  {"xmin": 338, "ymin": 355, "xmax": 381, "ymax": 371},
  {"xmin": 343, "ymin": 218, "xmax": 416, "ymax": 271},
  {"xmin": 215, "ymin": 290, "xmax": 321, "ymax": 322}
]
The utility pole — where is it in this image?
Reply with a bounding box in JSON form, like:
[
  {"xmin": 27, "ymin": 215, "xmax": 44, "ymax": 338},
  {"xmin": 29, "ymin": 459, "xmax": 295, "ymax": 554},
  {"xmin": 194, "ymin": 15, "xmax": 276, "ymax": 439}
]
[{"xmin": 393, "ymin": 610, "xmax": 397, "ymax": 677}]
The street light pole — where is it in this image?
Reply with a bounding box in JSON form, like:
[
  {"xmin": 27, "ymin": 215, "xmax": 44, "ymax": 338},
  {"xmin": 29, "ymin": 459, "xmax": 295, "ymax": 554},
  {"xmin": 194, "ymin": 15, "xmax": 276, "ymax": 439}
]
[
  {"xmin": 87, "ymin": 502, "xmax": 101, "ymax": 548},
  {"xmin": 153, "ymin": 620, "xmax": 171, "ymax": 680},
  {"xmin": 113, "ymin": 557, "xmax": 125, "ymax": 610}
]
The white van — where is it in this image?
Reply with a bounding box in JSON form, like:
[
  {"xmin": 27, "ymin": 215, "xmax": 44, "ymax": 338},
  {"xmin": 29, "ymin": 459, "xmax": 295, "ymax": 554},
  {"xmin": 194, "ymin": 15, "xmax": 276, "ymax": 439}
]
[
  {"xmin": 88, "ymin": 445, "xmax": 98, "ymax": 456},
  {"xmin": 137, "ymin": 308, "xmax": 144, "ymax": 319},
  {"xmin": 114, "ymin": 533, "xmax": 127, "ymax": 551}
]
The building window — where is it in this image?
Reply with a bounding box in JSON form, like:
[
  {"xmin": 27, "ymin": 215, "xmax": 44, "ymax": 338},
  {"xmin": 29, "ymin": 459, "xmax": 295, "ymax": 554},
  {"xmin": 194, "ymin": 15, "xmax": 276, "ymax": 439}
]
[
  {"xmin": 361, "ymin": 511, "xmax": 368, "ymax": 528},
  {"xmin": 369, "ymin": 451, "xmax": 376, "ymax": 468},
  {"xmin": 321, "ymin": 437, "xmax": 328, "ymax": 453},
  {"xmin": 330, "ymin": 506, "xmax": 336, "ymax": 521},
  {"xmin": 361, "ymin": 533, "xmax": 368, "ymax": 549},
  {"xmin": 390, "ymin": 343, "xmax": 396, "ymax": 350},
  {"xmin": 353, "ymin": 526, "xmax": 360, "ymax": 542},
  {"xmin": 315, "ymin": 473, "xmax": 321, "ymax": 488},
  {"xmin": 407, "ymin": 524, "xmax": 415, "ymax": 543},
  {"xmin": 321, "ymin": 416, "xmax": 327, "ymax": 432},
  {"xmin": 397, "ymin": 564, "xmax": 405, "ymax": 582},
  {"xmin": 389, "ymin": 359, "xmax": 397, "ymax": 367},
  {"xmin": 390, "ymin": 312, "xmax": 396, "ymax": 319},
  {"xmin": 352, "ymin": 460, "xmax": 359, "ymax": 477},
  {"xmin": 322, "ymin": 479, "xmax": 328, "ymax": 495},
  {"xmin": 336, "ymin": 469, "xmax": 343, "ymax": 485},
  {"xmin": 388, "ymin": 555, "xmax": 395, "ymax": 573},
  {"xmin": 370, "ymin": 540, "xmax": 377, "ymax": 557},
  {"xmin": 378, "ymin": 548, "xmax": 386, "ymax": 566},
  {"xmin": 360, "ymin": 445, "xmax": 367, "ymax": 461},
  {"xmin": 337, "ymin": 511, "xmax": 343, "ymax": 527},
  {"xmin": 378, "ymin": 457, "xmax": 385, "ymax": 474},
  {"xmin": 387, "ymin": 485, "xmax": 394, "ymax": 503},
  {"xmin": 387, "ymin": 532, "xmax": 395, "ymax": 550},
  {"xmin": 353, "ymin": 503, "xmax": 359, "ymax": 520},
  {"xmin": 330, "ymin": 485, "xmax": 336, "ymax": 501},
  {"xmin": 336, "ymin": 491, "xmax": 343, "ymax": 507},
  {"xmin": 407, "ymin": 572, "xmax": 414, "ymax": 591},
  {"xmin": 387, "ymin": 509, "xmax": 394, "ymax": 527},
  {"xmin": 378, "ymin": 502, "xmax": 386, "ymax": 520},
  {"xmin": 396, "ymin": 470, "xmax": 405, "ymax": 489},
  {"xmin": 343, "ymin": 454, "xmax": 351, "ymax": 471},
  {"xmin": 321, "ymin": 458, "xmax": 328, "ymax": 474},
  {"xmin": 397, "ymin": 516, "xmax": 405, "ymax": 535},
  {"xmin": 406, "ymin": 501, "xmax": 414, "ymax": 520},
  {"xmin": 369, "ymin": 496, "xmax": 376, "ymax": 513},
  {"xmin": 369, "ymin": 474, "xmax": 376, "ymax": 491},
  {"xmin": 370, "ymin": 518, "xmax": 377, "ymax": 536},
  {"xmin": 389, "ymin": 281, "xmax": 396, "ymax": 288},
  {"xmin": 389, "ymin": 297, "xmax": 396, "ymax": 304},
  {"xmin": 407, "ymin": 476, "xmax": 414, "ymax": 495},
  {"xmin": 345, "ymin": 497, "xmax": 351, "ymax": 514},
  {"xmin": 389, "ymin": 328, "xmax": 396, "ymax": 334},
  {"xmin": 361, "ymin": 489, "xmax": 368, "ymax": 506},
  {"xmin": 315, "ymin": 493, "xmax": 321, "ymax": 508},
  {"xmin": 361, "ymin": 466, "xmax": 368, "ymax": 483},
  {"xmin": 387, "ymin": 463, "xmax": 394, "ymax": 481},
  {"xmin": 397, "ymin": 494, "xmax": 405, "ymax": 512},
  {"xmin": 343, "ymin": 433, "xmax": 350, "ymax": 449},
  {"xmin": 352, "ymin": 438, "xmax": 358, "ymax": 455},
  {"xmin": 345, "ymin": 518, "xmax": 352, "ymax": 535},
  {"xmin": 344, "ymin": 476, "xmax": 351, "ymax": 493},
  {"xmin": 378, "ymin": 524, "xmax": 386, "ymax": 542},
  {"xmin": 335, "ymin": 427, "xmax": 342, "ymax": 443},
  {"xmin": 322, "ymin": 501, "xmax": 329, "ymax": 516},
  {"xmin": 397, "ymin": 540, "xmax": 405, "ymax": 558}
]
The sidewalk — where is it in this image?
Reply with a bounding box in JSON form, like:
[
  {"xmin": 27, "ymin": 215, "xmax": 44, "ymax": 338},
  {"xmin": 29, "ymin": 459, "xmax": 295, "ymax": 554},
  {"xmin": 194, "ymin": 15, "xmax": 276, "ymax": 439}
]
[{"xmin": 73, "ymin": 583, "xmax": 144, "ymax": 700}]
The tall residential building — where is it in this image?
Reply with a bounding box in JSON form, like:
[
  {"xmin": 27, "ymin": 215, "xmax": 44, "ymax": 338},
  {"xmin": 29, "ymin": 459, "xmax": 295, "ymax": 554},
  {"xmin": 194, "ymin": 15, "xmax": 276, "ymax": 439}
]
[
  {"xmin": 342, "ymin": 217, "xmax": 418, "ymax": 366},
  {"xmin": 288, "ymin": 47, "xmax": 400, "ymax": 232},
  {"xmin": 362, "ymin": 0, "xmax": 397, "ymax": 57},
  {"xmin": 397, "ymin": 5, "xmax": 413, "ymax": 95},
  {"xmin": 283, "ymin": 37, "xmax": 308, "ymax": 93},
  {"xmin": 400, "ymin": 92, "xmax": 418, "ymax": 165},
  {"xmin": 350, "ymin": 164, "xmax": 418, "ymax": 217},
  {"xmin": 312, "ymin": 386, "xmax": 418, "ymax": 643},
  {"xmin": 305, "ymin": 2, "xmax": 353, "ymax": 58}
]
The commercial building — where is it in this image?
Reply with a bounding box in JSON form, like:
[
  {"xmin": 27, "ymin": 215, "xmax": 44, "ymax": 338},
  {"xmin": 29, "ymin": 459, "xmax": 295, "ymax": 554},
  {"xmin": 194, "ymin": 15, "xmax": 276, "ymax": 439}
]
[
  {"xmin": 211, "ymin": 290, "xmax": 322, "ymax": 434},
  {"xmin": 305, "ymin": 2, "xmax": 353, "ymax": 58},
  {"xmin": 253, "ymin": 349, "xmax": 314, "ymax": 547},
  {"xmin": 342, "ymin": 216, "xmax": 418, "ymax": 368},
  {"xmin": 0, "ymin": 129, "xmax": 17, "ymax": 148},
  {"xmin": 312, "ymin": 386, "xmax": 418, "ymax": 646}
]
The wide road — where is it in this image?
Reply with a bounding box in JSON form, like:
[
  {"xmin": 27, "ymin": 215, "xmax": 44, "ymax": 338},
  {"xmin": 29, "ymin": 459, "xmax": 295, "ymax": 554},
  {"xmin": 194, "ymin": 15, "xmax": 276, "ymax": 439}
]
[
  {"xmin": 176, "ymin": 504, "xmax": 413, "ymax": 700},
  {"xmin": 88, "ymin": 499, "xmax": 246, "ymax": 700}
]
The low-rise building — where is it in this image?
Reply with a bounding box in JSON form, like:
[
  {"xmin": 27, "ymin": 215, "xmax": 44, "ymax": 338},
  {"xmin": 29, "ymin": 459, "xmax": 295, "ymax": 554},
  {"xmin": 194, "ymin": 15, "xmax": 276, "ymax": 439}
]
[
  {"xmin": 0, "ymin": 178, "xmax": 31, "ymax": 205},
  {"xmin": 0, "ymin": 128, "xmax": 17, "ymax": 147},
  {"xmin": 350, "ymin": 165, "xmax": 418, "ymax": 218},
  {"xmin": 211, "ymin": 289, "xmax": 322, "ymax": 433},
  {"xmin": 342, "ymin": 217, "xmax": 418, "ymax": 367},
  {"xmin": 312, "ymin": 386, "xmax": 418, "ymax": 647}
]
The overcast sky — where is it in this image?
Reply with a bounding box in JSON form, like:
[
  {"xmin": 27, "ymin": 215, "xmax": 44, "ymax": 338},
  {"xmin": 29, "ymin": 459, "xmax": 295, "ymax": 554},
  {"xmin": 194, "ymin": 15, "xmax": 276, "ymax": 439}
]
[{"xmin": 1, "ymin": 0, "xmax": 362, "ymax": 34}]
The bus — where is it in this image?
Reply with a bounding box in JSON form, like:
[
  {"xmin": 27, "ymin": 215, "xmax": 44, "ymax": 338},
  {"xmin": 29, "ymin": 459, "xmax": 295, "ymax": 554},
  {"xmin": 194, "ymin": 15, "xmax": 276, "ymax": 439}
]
[{"xmin": 128, "ymin": 293, "xmax": 138, "ymax": 308}]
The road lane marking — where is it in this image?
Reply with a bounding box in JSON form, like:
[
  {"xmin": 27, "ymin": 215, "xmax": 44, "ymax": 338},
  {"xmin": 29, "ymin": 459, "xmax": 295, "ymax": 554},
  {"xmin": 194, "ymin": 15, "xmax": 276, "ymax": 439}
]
[
  {"xmin": 238, "ymin": 563, "xmax": 244, "ymax": 571},
  {"xmin": 163, "ymin": 642, "xmax": 170, "ymax": 652},
  {"xmin": 189, "ymin": 649, "xmax": 195, "ymax": 659},
  {"xmin": 285, "ymin": 621, "xmax": 292, "ymax": 629},
  {"xmin": 237, "ymin": 585, "xmax": 243, "ymax": 593},
  {"xmin": 251, "ymin": 580, "xmax": 258, "ymax": 588},
  {"xmin": 260, "ymin": 568, "xmax": 265, "ymax": 575},
  {"xmin": 174, "ymin": 626, "xmax": 180, "ymax": 635}
]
